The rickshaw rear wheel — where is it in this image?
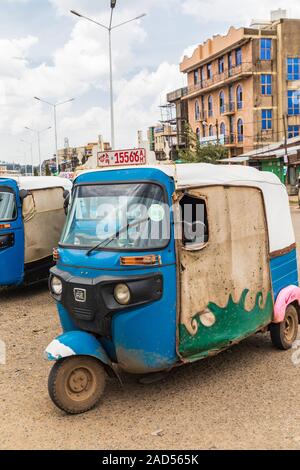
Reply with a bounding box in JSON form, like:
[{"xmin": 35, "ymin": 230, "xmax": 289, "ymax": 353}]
[
  {"xmin": 270, "ymin": 304, "xmax": 299, "ymax": 350},
  {"xmin": 48, "ymin": 356, "xmax": 106, "ymax": 414}
]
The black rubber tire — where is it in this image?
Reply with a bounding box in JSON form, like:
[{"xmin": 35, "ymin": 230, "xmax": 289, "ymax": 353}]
[
  {"xmin": 48, "ymin": 356, "xmax": 106, "ymax": 415},
  {"xmin": 270, "ymin": 304, "xmax": 299, "ymax": 350}
]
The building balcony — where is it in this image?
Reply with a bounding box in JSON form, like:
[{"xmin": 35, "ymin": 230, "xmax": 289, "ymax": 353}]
[
  {"xmin": 224, "ymin": 134, "xmax": 244, "ymax": 147},
  {"xmin": 196, "ymin": 110, "xmax": 208, "ymax": 122},
  {"xmin": 223, "ymin": 102, "xmax": 236, "ymax": 115},
  {"xmin": 184, "ymin": 62, "xmax": 254, "ymax": 99}
]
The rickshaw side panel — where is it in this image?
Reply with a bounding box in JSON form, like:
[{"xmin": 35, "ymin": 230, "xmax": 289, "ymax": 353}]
[
  {"xmin": 270, "ymin": 248, "xmax": 298, "ymax": 299},
  {"xmin": 0, "ymin": 179, "xmax": 24, "ymax": 286},
  {"xmin": 178, "ymin": 185, "xmax": 273, "ymax": 360}
]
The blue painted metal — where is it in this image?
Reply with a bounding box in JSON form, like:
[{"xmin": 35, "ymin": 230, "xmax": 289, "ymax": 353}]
[
  {"xmin": 0, "ymin": 179, "xmax": 24, "ymax": 286},
  {"xmin": 57, "ymin": 303, "xmax": 79, "ymax": 333},
  {"xmin": 270, "ymin": 248, "xmax": 299, "ymax": 300},
  {"xmin": 45, "ymin": 331, "xmax": 112, "ymax": 365},
  {"xmin": 54, "ymin": 168, "xmax": 178, "ymax": 373}
]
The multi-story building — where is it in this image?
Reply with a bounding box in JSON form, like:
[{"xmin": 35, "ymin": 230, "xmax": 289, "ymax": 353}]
[
  {"xmin": 180, "ymin": 9, "xmax": 300, "ymax": 157},
  {"xmin": 56, "ymin": 136, "xmax": 111, "ymax": 172},
  {"xmin": 0, "ymin": 164, "xmax": 8, "ymax": 175},
  {"xmin": 152, "ymin": 124, "xmax": 178, "ymax": 161},
  {"xmin": 166, "ymin": 87, "xmax": 189, "ymax": 151}
]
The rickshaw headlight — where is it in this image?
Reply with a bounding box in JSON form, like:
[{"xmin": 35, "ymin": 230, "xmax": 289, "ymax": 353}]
[
  {"xmin": 114, "ymin": 283, "xmax": 131, "ymax": 305},
  {"xmin": 50, "ymin": 276, "xmax": 63, "ymax": 296}
]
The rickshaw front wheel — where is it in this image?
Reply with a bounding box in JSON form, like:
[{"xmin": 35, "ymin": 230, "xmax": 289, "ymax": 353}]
[
  {"xmin": 270, "ymin": 304, "xmax": 299, "ymax": 350},
  {"xmin": 48, "ymin": 356, "xmax": 107, "ymax": 414}
]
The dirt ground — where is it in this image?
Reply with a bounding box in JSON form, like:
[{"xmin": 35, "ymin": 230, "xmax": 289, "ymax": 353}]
[{"xmin": 1, "ymin": 208, "xmax": 300, "ymax": 450}]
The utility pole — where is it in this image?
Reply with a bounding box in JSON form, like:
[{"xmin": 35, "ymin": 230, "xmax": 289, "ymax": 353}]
[
  {"xmin": 283, "ymin": 113, "xmax": 289, "ymax": 185},
  {"xmin": 70, "ymin": 3, "xmax": 146, "ymax": 150},
  {"xmin": 25, "ymin": 126, "xmax": 52, "ymax": 176},
  {"xmin": 34, "ymin": 97, "xmax": 75, "ymax": 174}
]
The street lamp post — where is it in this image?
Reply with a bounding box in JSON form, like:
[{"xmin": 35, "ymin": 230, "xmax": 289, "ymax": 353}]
[
  {"xmin": 25, "ymin": 126, "xmax": 52, "ymax": 176},
  {"xmin": 34, "ymin": 97, "xmax": 75, "ymax": 174},
  {"xmin": 20, "ymin": 139, "xmax": 34, "ymax": 175},
  {"xmin": 71, "ymin": 2, "xmax": 146, "ymax": 150}
]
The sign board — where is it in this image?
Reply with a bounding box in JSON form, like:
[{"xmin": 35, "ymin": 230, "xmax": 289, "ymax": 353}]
[
  {"xmin": 59, "ymin": 171, "xmax": 74, "ymax": 180},
  {"xmin": 97, "ymin": 148, "xmax": 147, "ymax": 167},
  {"xmin": 199, "ymin": 134, "xmax": 225, "ymax": 146}
]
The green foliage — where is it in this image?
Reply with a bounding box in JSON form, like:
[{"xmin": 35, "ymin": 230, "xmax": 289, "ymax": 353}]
[
  {"xmin": 33, "ymin": 167, "xmax": 39, "ymax": 176},
  {"xmin": 179, "ymin": 124, "xmax": 228, "ymax": 164}
]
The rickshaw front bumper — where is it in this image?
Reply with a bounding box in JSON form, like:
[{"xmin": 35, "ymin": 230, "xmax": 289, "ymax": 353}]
[
  {"xmin": 49, "ymin": 266, "xmax": 163, "ymax": 337},
  {"xmin": 44, "ymin": 330, "xmax": 112, "ymax": 366}
]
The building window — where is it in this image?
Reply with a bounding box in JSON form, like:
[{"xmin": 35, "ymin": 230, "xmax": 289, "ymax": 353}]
[
  {"xmin": 260, "ymin": 39, "xmax": 272, "ymax": 61},
  {"xmin": 195, "ymin": 100, "xmax": 200, "ymax": 121},
  {"xmin": 237, "ymin": 85, "xmax": 243, "ymax": 109},
  {"xmin": 220, "ymin": 122, "xmax": 226, "ymax": 136},
  {"xmin": 288, "ymin": 125, "xmax": 300, "ymax": 139},
  {"xmin": 209, "ymin": 125, "xmax": 214, "ymax": 137},
  {"xmin": 288, "ymin": 90, "xmax": 300, "ymax": 115},
  {"xmin": 261, "ymin": 74, "xmax": 272, "ymax": 95},
  {"xmin": 237, "ymin": 119, "xmax": 244, "ymax": 142},
  {"xmin": 208, "ymin": 95, "xmax": 213, "ymax": 116},
  {"xmin": 287, "ymin": 58, "xmax": 300, "ymax": 81},
  {"xmin": 218, "ymin": 56, "xmax": 225, "ymax": 74},
  {"xmin": 235, "ymin": 48, "xmax": 242, "ymax": 66},
  {"xmin": 219, "ymin": 91, "xmax": 225, "ymax": 114},
  {"xmin": 202, "ymin": 123, "xmax": 206, "ymax": 138},
  {"xmin": 262, "ymin": 109, "xmax": 273, "ymax": 130},
  {"xmin": 194, "ymin": 69, "xmax": 199, "ymax": 85},
  {"xmin": 228, "ymin": 52, "xmax": 233, "ymax": 71},
  {"xmin": 207, "ymin": 63, "xmax": 212, "ymax": 79},
  {"xmin": 201, "ymin": 66, "xmax": 205, "ymax": 83},
  {"xmin": 196, "ymin": 127, "xmax": 201, "ymax": 141},
  {"xmin": 201, "ymin": 95, "xmax": 205, "ymax": 112}
]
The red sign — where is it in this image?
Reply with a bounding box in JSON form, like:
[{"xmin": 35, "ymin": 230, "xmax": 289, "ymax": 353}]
[{"xmin": 97, "ymin": 148, "xmax": 147, "ymax": 167}]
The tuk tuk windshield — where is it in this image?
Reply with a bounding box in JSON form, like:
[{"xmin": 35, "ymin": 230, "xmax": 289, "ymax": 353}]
[
  {"xmin": 0, "ymin": 187, "xmax": 17, "ymax": 221},
  {"xmin": 61, "ymin": 183, "xmax": 170, "ymax": 250}
]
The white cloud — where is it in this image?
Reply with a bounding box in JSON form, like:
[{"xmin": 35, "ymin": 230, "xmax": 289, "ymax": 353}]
[
  {"xmin": 0, "ymin": 24, "xmax": 182, "ymax": 163},
  {"xmin": 59, "ymin": 62, "xmax": 183, "ymax": 150},
  {"xmin": 181, "ymin": 0, "xmax": 300, "ymax": 25}
]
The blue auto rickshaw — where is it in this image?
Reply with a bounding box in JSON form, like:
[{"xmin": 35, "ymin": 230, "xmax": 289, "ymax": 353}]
[
  {"xmin": 0, "ymin": 176, "xmax": 72, "ymax": 287},
  {"xmin": 45, "ymin": 163, "xmax": 300, "ymax": 414}
]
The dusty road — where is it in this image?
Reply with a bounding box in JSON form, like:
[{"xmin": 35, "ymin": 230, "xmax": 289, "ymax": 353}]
[{"xmin": 1, "ymin": 208, "xmax": 300, "ymax": 450}]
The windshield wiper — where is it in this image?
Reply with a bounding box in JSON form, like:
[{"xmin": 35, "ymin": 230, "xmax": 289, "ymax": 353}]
[{"xmin": 86, "ymin": 217, "xmax": 150, "ymax": 256}]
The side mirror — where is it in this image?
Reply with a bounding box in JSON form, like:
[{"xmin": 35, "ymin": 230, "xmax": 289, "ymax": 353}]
[{"xmin": 19, "ymin": 189, "xmax": 29, "ymax": 201}]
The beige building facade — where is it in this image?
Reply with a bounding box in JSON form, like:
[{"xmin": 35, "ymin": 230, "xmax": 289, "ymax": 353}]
[{"xmin": 180, "ymin": 12, "xmax": 300, "ymax": 156}]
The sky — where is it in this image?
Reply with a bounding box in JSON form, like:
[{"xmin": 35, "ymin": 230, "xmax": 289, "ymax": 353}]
[{"xmin": 1, "ymin": 0, "xmax": 300, "ymax": 166}]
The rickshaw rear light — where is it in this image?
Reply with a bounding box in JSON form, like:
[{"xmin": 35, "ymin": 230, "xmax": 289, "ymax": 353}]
[
  {"xmin": 120, "ymin": 255, "xmax": 161, "ymax": 266},
  {"xmin": 0, "ymin": 224, "xmax": 11, "ymax": 230}
]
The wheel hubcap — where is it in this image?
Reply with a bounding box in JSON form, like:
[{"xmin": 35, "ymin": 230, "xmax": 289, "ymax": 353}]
[
  {"xmin": 284, "ymin": 314, "xmax": 296, "ymax": 342},
  {"xmin": 66, "ymin": 367, "xmax": 95, "ymax": 400}
]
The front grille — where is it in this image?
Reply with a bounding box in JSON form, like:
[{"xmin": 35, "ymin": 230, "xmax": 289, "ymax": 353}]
[{"xmin": 73, "ymin": 306, "xmax": 95, "ymax": 321}]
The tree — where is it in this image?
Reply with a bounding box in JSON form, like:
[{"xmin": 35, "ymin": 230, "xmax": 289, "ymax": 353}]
[
  {"xmin": 45, "ymin": 163, "xmax": 51, "ymax": 176},
  {"xmin": 179, "ymin": 124, "xmax": 228, "ymax": 164},
  {"xmin": 33, "ymin": 167, "xmax": 38, "ymax": 176}
]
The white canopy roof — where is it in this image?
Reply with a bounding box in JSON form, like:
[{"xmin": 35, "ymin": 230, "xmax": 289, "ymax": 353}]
[
  {"xmin": 77, "ymin": 163, "xmax": 295, "ymax": 254},
  {"xmin": 1, "ymin": 176, "xmax": 72, "ymax": 192}
]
